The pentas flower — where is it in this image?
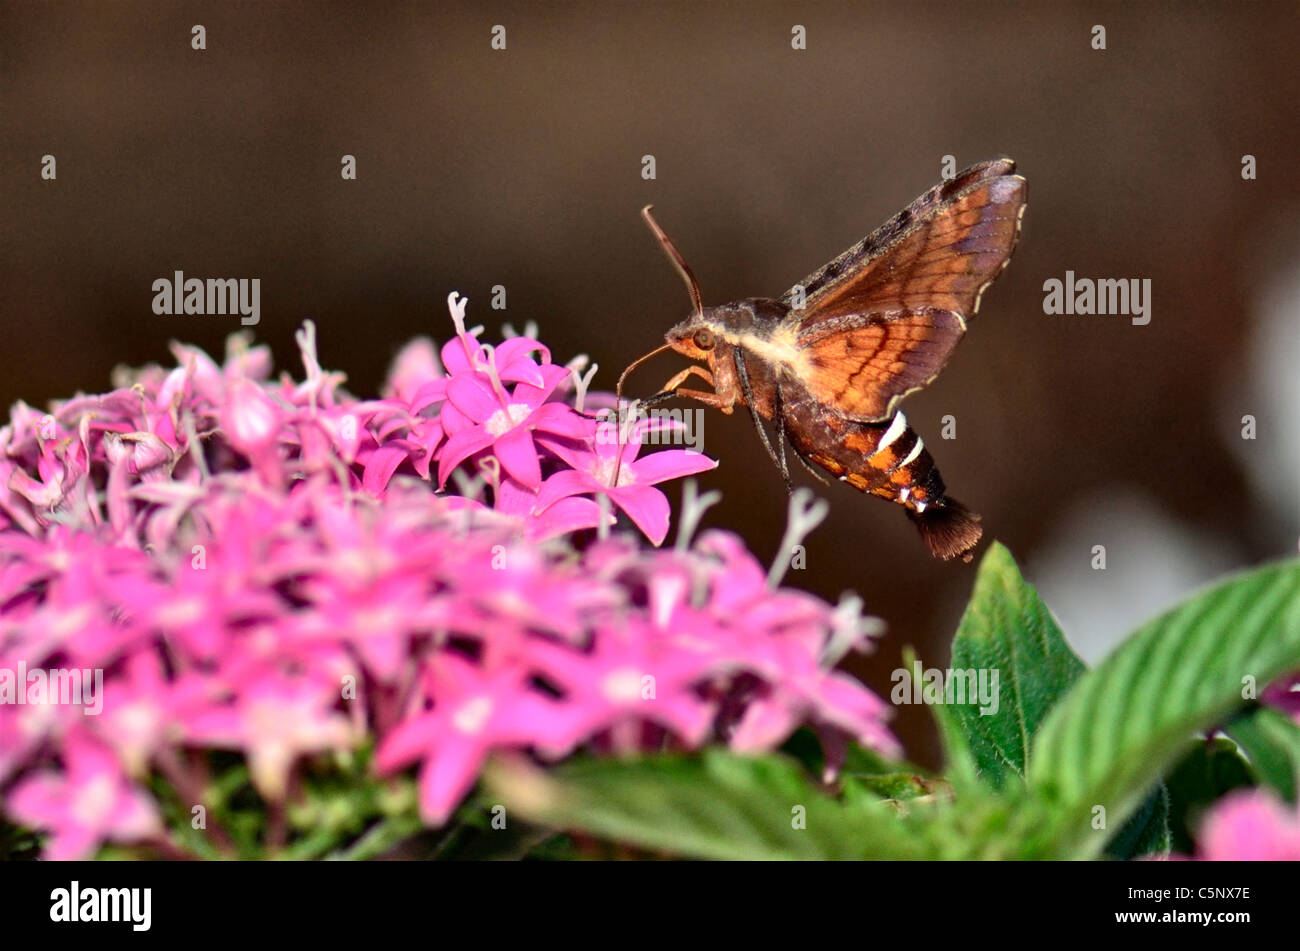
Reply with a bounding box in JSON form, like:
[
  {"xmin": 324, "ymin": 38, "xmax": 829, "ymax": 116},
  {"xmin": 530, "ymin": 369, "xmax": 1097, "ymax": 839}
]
[
  {"xmin": 374, "ymin": 655, "xmax": 565, "ymax": 825},
  {"xmin": 535, "ymin": 415, "xmax": 717, "ymax": 545},
  {"xmin": 437, "ymin": 359, "xmax": 590, "ymax": 491},
  {"xmin": 494, "ymin": 474, "xmax": 609, "ymax": 542},
  {"xmin": 0, "ymin": 292, "xmax": 896, "ymax": 858},
  {"xmin": 182, "ymin": 671, "xmax": 357, "ymax": 800},
  {"xmin": 381, "ymin": 337, "xmax": 443, "ymax": 405},
  {"xmin": 86, "ymin": 651, "xmax": 185, "ymax": 778},
  {"xmin": 433, "ymin": 298, "xmax": 590, "ymax": 490},
  {"xmin": 6, "ymin": 730, "xmax": 161, "ymax": 860},
  {"xmin": 0, "ymin": 701, "xmax": 71, "ymax": 786},
  {"xmin": 523, "ymin": 624, "xmax": 719, "ymax": 753},
  {"xmin": 222, "ymin": 378, "xmax": 284, "ymax": 477},
  {"xmin": 432, "ymin": 542, "xmax": 621, "ymax": 656},
  {"xmin": 1193, "ymin": 789, "xmax": 1300, "ymax": 860}
]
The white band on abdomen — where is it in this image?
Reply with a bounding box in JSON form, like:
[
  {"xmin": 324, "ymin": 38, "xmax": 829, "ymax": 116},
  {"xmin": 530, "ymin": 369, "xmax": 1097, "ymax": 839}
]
[
  {"xmin": 898, "ymin": 435, "xmax": 924, "ymax": 468},
  {"xmin": 878, "ymin": 411, "xmax": 907, "ymax": 451}
]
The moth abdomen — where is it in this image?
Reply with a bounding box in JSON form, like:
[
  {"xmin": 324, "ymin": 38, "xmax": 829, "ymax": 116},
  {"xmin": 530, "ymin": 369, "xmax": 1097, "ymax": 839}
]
[{"xmin": 787, "ymin": 405, "xmax": 982, "ymax": 561}]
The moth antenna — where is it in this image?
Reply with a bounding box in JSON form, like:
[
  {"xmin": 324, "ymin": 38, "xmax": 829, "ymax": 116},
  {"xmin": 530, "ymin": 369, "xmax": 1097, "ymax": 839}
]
[
  {"xmin": 613, "ymin": 207, "xmax": 701, "ymax": 490},
  {"xmin": 642, "ymin": 205, "xmax": 703, "ymax": 319}
]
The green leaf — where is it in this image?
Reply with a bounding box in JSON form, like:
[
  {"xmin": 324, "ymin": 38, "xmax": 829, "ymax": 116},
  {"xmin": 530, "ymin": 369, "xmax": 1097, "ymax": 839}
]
[
  {"xmin": 781, "ymin": 727, "xmax": 929, "ymax": 780},
  {"xmin": 0, "ymin": 819, "xmax": 41, "ymax": 861},
  {"xmin": 483, "ymin": 750, "xmax": 933, "ymax": 860},
  {"xmin": 944, "ymin": 541, "xmax": 1086, "ymax": 789},
  {"xmin": 1027, "ymin": 556, "xmax": 1300, "ymax": 858},
  {"xmin": 841, "ymin": 739, "xmax": 924, "ymax": 777},
  {"xmin": 1163, "ymin": 738, "xmax": 1255, "ymax": 855},
  {"xmin": 1103, "ymin": 783, "xmax": 1170, "ymax": 859},
  {"xmin": 779, "ymin": 726, "xmax": 828, "ymax": 776},
  {"xmin": 843, "ymin": 772, "xmax": 937, "ymax": 802},
  {"xmin": 925, "ymin": 678, "xmax": 981, "ymax": 790},
  {"xmin": 1227, "ymin": 705, "xmax": 1300, "ymax": 802}
]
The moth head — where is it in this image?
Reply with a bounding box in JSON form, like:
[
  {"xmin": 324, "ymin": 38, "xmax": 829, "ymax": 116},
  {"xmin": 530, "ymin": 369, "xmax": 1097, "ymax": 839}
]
[
  {"xmin": 666, "ymin": 304, "xmax": 754, "ymax": 362},
  {"xmin": 665, "ymin": 312, "xmax": 727, "ymax": 363}
]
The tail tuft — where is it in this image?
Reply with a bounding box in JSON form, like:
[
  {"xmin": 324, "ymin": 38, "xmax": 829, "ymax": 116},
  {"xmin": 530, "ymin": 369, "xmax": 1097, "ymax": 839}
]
[{"xmin": 907, "ymin": 498, "xmax": 983, "ymax": 562}]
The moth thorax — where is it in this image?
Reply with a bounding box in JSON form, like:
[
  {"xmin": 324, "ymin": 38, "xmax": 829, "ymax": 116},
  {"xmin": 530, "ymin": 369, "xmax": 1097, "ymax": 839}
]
[{"xmin": 704, "ymin": 304, "xmax": 754, "ymax": 333}]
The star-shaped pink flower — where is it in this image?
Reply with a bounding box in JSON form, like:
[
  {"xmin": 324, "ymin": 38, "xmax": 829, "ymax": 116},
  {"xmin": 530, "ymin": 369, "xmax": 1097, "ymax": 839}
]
[
  {"xmin": 436, "ymin": 339, "xmax": 592, "ymax": 490},
  {"xmin": 6, "ymin": 730, "xmax": 161, "ymax": 860},
  {"xmin": 525, "ymin": 623, "xmax": 719, "ymax": 755},
  {"xmin": 374, "ymin": 655, "xmax": 564, "ymax": 825},
  {"xmin": 533, "ymin": 417, "xmax": 715, "ymax": 545}
]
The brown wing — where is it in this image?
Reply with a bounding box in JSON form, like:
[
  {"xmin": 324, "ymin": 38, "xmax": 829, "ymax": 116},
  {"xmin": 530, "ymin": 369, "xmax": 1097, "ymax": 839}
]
[
  {"xmin": 784, "ymin": 160, "xmax": 1026, "ymax": 421},
  {"xmin": 800, "ymin": 308, "xmax": 966, "ymax": 421}
]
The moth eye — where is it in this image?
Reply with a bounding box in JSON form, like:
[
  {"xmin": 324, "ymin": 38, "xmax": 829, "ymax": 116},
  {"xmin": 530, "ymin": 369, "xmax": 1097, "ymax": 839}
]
[{"xmin": 693, "ymin": 328, "xmax": 715, "ymax": 350}]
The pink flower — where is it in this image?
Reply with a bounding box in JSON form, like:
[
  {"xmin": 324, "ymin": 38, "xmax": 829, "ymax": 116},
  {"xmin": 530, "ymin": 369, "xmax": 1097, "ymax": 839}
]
[
  {"xmin": 1196, "ymin": 789, "xmax": 1300, "ymax": 860},
  {"xmin": 1264, "ymin": 673, "xmax": 1300, "ymax": 722},
  {"xmin": 290, "ymin": 564, "xmax": 444, "ymax": 682},
  {"xmin": 87, "ymin": 651, "xmax": 188, "ymax": 777},
  {"xmin": 0, "ymin": 295, "xmax": 896, "ymax": 855},
  {"xmin": 431, "ymin": 541, "xmax": 620, "ymax": 655},
  {"xmin": 437, "ymin": 360, "xmax": 591, "ymax": 490},
  {"xmin": 374, "ymin": 655, "xmax": 562, "ymax": 825},
  {"xmin": 0, "ymin": 701, "xmax": 73, "ymax": 786},
  {"xmin": 110, "ymin": 555, "xmax": 281, "ymax": 663},
  {"xmin": 534, "ymin": 416, "xmax": 716, "ymax": 545},
  {"xmin": 493, "ymin": 475, "xmax": 609, "ymax": 541},
  {"xmin": 6, "ymin": 730, "xmax": 161, "ymax": 860},
  {"xmin": 182, "ymin": 672, "xmax": 356, "ymax": 800},
  {"xmin": 524, "ymin": 622, "xmax": 718, "ymax": 753},
  {"xmin": 382, "ymin": 338, "xmax": 444, "ymax": 405},
  {"xmin": 222, "ymin": 378, "xmax": 286, "ymax": 479}
]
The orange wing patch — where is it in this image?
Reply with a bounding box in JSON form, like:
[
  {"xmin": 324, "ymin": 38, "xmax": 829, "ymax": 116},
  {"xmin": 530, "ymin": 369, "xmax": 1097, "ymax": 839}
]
[{"xmin": 801, "ymin": 309, "xmax": 965, "ymax": 421}]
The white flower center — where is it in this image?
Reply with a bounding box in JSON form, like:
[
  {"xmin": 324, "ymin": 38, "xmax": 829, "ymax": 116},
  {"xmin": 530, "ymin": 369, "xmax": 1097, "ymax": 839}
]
[
  {"xmin": 354, "ymin": 605, "xmax": 401, "ymax": 636},
  {"xmin": 602, "ymin": 668, "xmax": 644, "ymax": 703},
  {"xmin": 595, "ymin": 456, "xmax": 632, "ymax": 487},
  {"xmin": 52, "ymin": 604, "xmax": 92, "ymax": 640},
  {"xmin": 120, "ymin": 701, "xmax": 154, "ymax": 738},
  {"xmin": 453, "ymin": 696, "xmax": 494, "ymax": 734},
  {"xmin": 72, "ymin": 774, "xmax": 115, "ymax": 826},
  {"xmin": 157, "ymin": 597, "xmax": 205, "ymax": 628},
  {"xmin": 485, "ymin": 404, "xmax": 532, "ymax": 437}
]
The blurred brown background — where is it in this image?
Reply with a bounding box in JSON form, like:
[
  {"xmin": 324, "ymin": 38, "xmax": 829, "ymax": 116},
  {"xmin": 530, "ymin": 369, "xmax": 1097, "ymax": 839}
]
[{"xmin": 4, "ymin": 0, "xmax": 1299, "ymax": 764}]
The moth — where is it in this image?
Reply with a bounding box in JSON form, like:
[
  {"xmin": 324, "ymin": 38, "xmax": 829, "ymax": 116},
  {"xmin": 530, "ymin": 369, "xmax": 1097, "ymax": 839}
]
[{"xmin": 617, "ymin": 159, "xmax": 1027, "ymax": 561}]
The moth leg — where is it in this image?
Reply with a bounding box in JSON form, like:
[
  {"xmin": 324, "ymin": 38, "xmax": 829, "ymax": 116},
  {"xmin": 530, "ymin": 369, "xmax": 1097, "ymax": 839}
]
[
  {"xmin": 735, "ymin": 349, "xmax": 788, "ymax": 487},
  {"xmin": 669, "ymin": 387, "xmax": 735, "ymax": 414},
  {"xmin": 787, "ymin": 438, "xmax": 831, "ymax": 486},
  {"xmin": 626, "ymin": 366, "xmax": 717, "ymax": 410},
  {"xmin": 660, "ymin": 364, "xmax": 716, "ymax": 393},
  {"xmin": 769, "ymin": 380, "xmax": 828, "ymax": 485},
  {"xmin": 772, "ymin": 380, "xmax": 792, "ymax": 493},
  {"xmin": 635, "ymin": 390, "xmax": 679, "ymax": 409}
]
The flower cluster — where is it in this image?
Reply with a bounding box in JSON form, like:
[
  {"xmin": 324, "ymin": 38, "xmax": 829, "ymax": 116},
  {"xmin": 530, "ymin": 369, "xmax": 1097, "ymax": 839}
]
[{"xmin": 0, "ymin": 294, "xmax": 896, "ymax": 858}]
